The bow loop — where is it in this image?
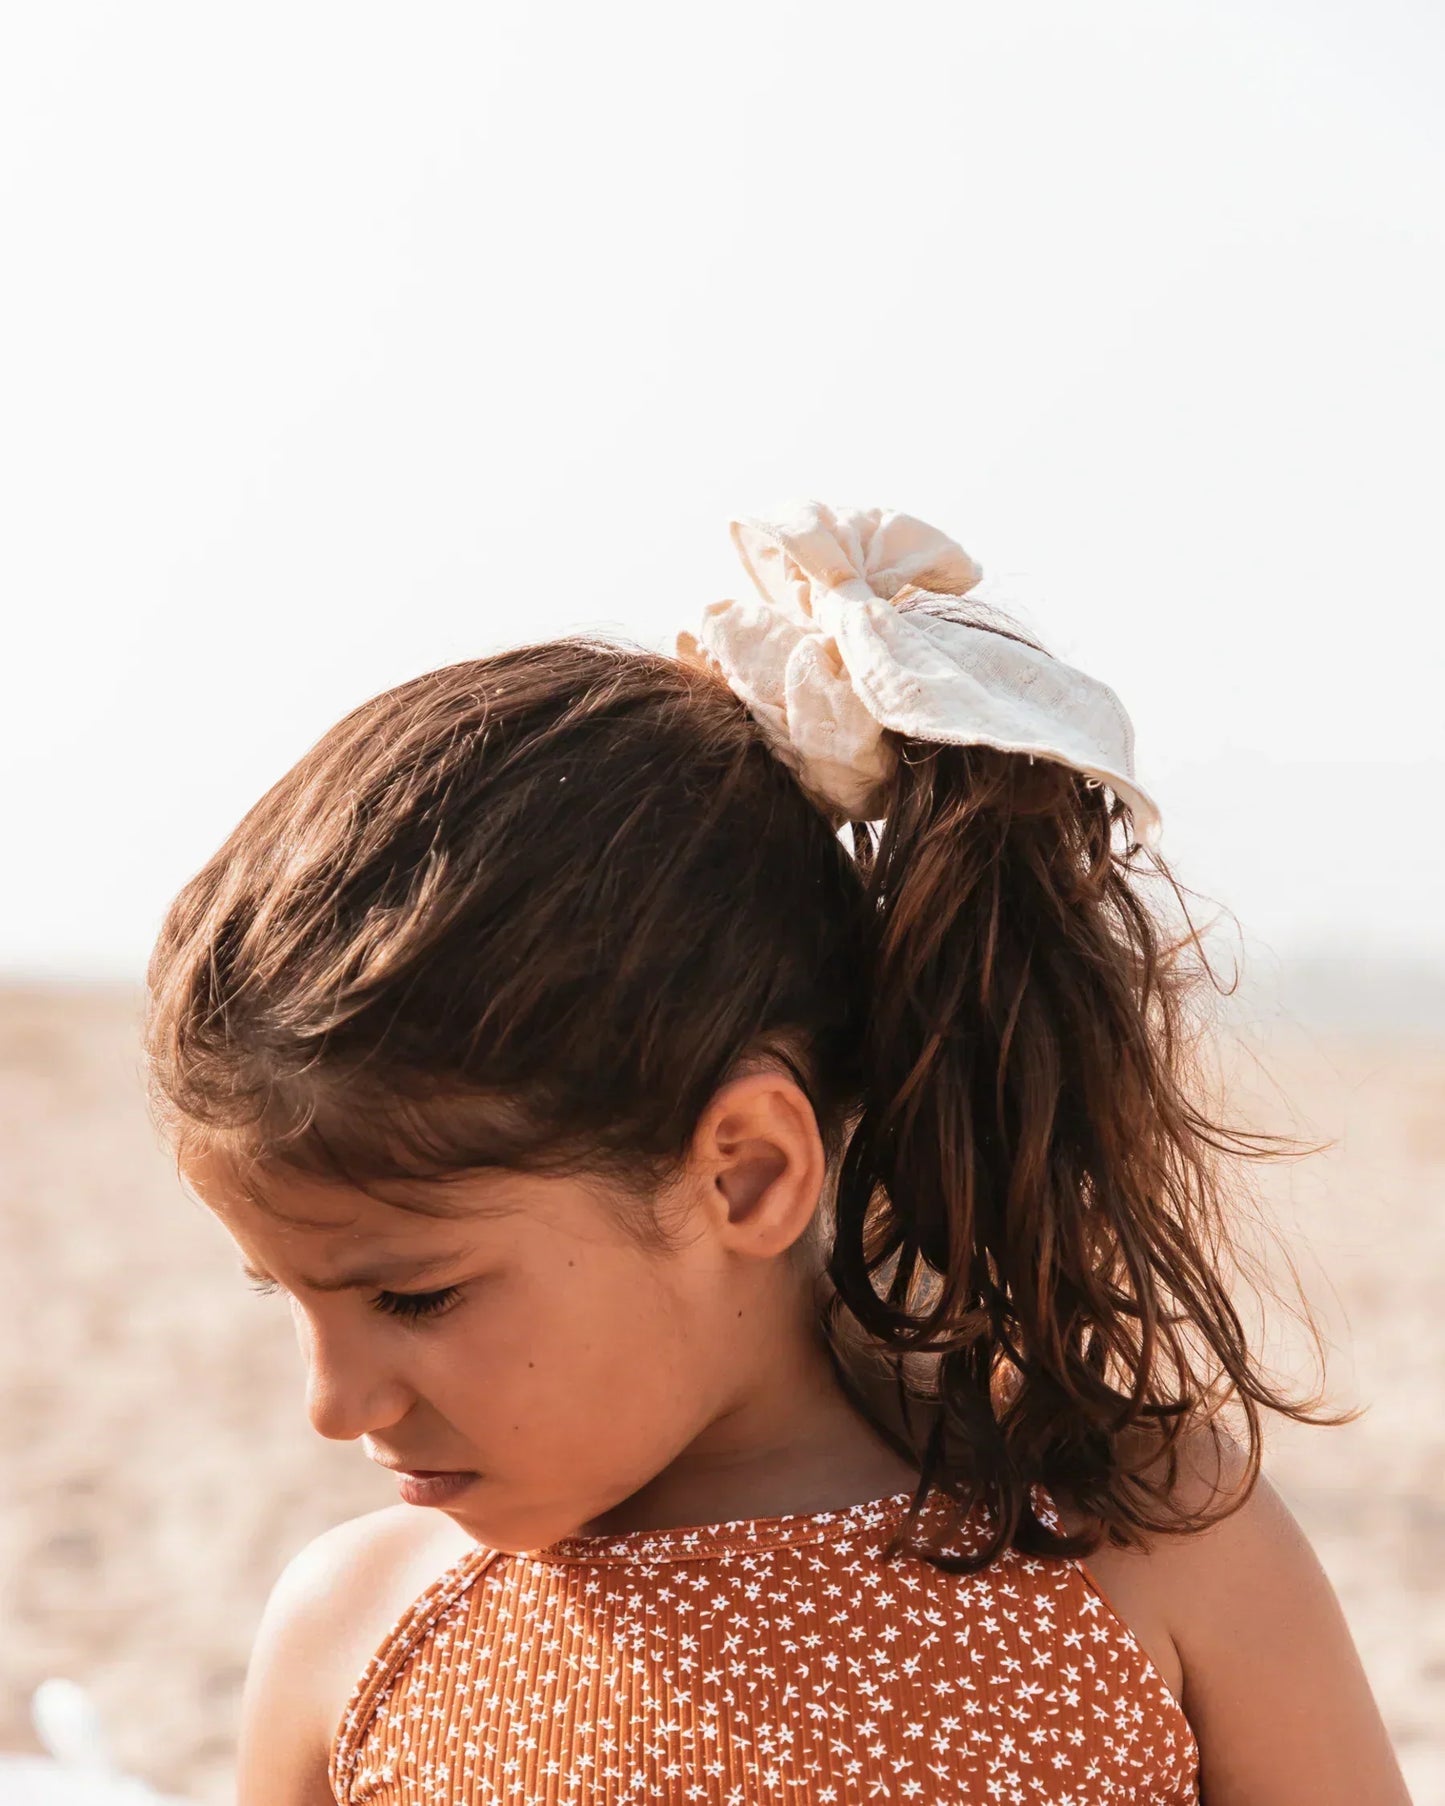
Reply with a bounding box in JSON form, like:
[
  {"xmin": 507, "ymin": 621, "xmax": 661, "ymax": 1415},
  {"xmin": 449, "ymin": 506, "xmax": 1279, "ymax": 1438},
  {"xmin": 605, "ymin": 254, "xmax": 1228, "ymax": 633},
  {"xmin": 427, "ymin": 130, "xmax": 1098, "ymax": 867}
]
[
  {"xmin": 675, "ymin": 498, "xmax": 1162, "ymax": 846},
  {"xmin": 729, "ymin": 501, "xmax": 985, "ymax": 622}
]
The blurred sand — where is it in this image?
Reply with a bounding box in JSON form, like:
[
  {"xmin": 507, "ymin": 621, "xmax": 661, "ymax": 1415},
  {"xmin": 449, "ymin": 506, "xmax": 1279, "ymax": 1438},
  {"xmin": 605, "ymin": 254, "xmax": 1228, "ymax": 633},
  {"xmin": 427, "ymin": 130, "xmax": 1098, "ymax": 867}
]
[{"xmin": 0, "ymin": 979, "xmax": 1440, "ymax": 1802}]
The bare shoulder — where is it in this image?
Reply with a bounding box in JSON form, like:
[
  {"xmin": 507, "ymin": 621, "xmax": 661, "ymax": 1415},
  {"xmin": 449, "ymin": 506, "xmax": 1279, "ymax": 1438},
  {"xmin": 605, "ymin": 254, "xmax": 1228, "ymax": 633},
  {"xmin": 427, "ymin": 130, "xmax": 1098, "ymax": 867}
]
[
  {"xmin": 234, "ymin": 1504, "xmax": 480, "ymax": 1806},
  {"xmin": 1053, "ymin": 1424, "xmax": 1410, "ymax": 1805},
  {"xmin": 291, "ymin": 1501, "xmax": 479, "ymax": 1708}
]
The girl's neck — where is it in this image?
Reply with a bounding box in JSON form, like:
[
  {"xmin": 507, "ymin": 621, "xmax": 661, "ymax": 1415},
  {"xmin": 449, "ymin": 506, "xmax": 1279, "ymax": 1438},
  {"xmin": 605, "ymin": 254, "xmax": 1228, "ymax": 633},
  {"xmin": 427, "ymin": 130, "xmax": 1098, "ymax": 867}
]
[{"xmin": 574, "ymin": 1329, "xmax": 923, "ymax": 1539}]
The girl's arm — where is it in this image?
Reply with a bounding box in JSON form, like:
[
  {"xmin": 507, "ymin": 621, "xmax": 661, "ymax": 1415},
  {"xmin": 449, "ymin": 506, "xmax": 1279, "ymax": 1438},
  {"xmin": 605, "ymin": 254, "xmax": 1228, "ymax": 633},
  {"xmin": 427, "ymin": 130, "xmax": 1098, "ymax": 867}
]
[
  {"xmin": 1155, "ymin": 1431, "xmax": 1412, "ymax": 1804},
  {"xmin": 232, "ymin": 1521, "xmax": 359, "ymax": 1806}
]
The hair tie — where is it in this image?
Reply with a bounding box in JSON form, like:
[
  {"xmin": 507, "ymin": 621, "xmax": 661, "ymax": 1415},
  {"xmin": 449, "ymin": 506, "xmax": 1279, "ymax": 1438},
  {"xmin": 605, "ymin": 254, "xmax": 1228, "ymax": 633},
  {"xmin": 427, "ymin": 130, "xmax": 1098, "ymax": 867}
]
[{"xmin": 675, "ymin": 498, "xmax": 1162, "ymax": 848}]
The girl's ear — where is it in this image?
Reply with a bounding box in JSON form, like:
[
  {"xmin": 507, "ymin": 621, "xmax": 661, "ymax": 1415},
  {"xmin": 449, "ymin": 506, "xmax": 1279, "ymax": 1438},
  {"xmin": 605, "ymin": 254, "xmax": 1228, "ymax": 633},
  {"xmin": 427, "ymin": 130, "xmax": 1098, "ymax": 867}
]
[{"xmin": 691, "ymin": 1069, "xmax": 827, "ymax": 1260}]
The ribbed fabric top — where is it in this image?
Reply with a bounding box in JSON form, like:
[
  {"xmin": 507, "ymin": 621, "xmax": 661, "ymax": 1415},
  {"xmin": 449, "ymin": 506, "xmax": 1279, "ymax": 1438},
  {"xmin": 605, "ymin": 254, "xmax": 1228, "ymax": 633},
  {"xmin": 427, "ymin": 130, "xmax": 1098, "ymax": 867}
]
[{"xmin": 330, "ymin": 1483, "xmax": 1200, "ymax": 1804}]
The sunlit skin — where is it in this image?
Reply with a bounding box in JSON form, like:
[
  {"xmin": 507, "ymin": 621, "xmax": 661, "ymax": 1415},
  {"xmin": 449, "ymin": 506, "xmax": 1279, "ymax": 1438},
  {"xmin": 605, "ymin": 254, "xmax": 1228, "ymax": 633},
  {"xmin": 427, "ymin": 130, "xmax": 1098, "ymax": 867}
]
[{"xmin": 179, "ymin": 1065, "xmax": 922, "ymax": 1553}]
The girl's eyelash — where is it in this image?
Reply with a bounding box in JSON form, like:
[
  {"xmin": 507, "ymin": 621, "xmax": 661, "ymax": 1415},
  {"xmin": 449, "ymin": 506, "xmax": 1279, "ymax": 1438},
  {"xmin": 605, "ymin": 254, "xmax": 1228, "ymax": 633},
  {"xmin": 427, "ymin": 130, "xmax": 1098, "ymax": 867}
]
[
  {"xmin": 373, "ymin": 1286, "xmax": 462, "ymax": 1323},
  {"xmin": 245, "ymin": 1276, "xmax": 463, "ymax": 1324}
]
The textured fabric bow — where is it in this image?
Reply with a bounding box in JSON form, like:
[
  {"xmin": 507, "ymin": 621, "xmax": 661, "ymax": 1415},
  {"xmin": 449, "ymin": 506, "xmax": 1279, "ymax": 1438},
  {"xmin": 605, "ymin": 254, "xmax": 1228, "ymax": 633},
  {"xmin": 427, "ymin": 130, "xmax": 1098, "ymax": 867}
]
[{"xmin": 675, "ymin": 499, "xmax": 1162, "ymax": 847}]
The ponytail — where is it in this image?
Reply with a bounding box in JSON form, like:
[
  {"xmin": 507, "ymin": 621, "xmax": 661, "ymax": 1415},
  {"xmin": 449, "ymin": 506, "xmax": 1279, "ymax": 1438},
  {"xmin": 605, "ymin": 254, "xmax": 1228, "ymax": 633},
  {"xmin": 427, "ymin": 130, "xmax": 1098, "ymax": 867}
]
[{"xmin": 822, "ymin": 732, "xmax": 1353, "ymax": 1573}]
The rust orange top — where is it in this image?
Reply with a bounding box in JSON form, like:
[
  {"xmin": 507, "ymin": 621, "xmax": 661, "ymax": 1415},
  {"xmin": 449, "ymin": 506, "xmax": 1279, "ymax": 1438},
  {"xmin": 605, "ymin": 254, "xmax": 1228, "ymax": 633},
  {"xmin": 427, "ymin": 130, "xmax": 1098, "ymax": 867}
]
[{"xmin": 329, "ymin": 1483, "xmax": 1200, "ymax": 1805}]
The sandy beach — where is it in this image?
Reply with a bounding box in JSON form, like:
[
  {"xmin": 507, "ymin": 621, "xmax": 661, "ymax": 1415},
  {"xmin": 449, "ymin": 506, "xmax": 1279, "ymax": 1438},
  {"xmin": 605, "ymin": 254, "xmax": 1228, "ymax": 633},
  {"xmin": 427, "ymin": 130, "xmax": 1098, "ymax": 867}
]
[{"xmin": 1, "ymin": 978, "xmax": 1440, "ymax": 1802}]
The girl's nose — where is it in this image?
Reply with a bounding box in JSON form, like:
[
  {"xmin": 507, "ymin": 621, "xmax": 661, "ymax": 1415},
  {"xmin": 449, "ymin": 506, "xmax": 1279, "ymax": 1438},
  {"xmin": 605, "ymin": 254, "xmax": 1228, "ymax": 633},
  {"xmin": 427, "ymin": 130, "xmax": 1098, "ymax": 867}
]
[{"xmin": 295, "ymin": 1312, "xmax": 413, "ymax": 1445}]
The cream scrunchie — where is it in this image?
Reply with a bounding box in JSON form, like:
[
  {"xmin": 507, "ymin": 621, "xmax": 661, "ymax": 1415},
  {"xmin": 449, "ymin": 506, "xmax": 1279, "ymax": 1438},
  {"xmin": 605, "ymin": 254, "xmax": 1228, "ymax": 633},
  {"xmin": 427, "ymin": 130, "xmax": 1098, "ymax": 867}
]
[{"xmin": 675, "ymin": 498, "xmax": 1162, "ymax": 847}]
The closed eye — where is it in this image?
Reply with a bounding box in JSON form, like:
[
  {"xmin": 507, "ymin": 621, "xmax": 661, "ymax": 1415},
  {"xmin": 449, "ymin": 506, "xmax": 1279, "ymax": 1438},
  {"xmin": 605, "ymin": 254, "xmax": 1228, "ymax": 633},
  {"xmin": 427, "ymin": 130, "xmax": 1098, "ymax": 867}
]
[{"xmin": 245, "ymin": 1275, "xmax": 463, "ymax": 1325}]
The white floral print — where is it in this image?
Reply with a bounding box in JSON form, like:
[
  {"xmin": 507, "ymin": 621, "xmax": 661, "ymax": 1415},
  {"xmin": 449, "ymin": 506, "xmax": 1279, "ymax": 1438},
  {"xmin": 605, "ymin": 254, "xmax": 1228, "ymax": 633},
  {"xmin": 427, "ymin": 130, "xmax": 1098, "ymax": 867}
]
[{"xmin": 331, "ymin": 1485, "xmax": 1199, "ymax": 1805}]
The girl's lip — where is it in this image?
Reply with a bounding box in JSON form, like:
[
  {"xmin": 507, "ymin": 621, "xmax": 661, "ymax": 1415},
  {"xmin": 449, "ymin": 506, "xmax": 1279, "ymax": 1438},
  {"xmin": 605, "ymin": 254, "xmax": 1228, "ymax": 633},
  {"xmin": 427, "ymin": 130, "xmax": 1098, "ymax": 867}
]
[{"xmin": 394, "ymin": 1470, "xmax": 479, "ymax": 1507}]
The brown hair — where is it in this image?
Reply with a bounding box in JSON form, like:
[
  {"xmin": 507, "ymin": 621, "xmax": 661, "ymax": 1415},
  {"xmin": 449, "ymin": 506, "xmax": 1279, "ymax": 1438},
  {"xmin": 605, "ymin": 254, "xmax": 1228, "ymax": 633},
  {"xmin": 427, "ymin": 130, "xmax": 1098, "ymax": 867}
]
[{"xmin": 144, "ymin": 603, "xmax": 1352, "ymax": 1574}]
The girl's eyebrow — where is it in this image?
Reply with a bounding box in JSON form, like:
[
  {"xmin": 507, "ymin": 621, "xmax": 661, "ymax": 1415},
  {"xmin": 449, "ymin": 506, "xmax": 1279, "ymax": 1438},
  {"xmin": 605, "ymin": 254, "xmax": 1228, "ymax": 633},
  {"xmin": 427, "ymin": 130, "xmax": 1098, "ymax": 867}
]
[{"xmin": 239, "ymin": 1249, "xmax": 472, "ymax": 1293}]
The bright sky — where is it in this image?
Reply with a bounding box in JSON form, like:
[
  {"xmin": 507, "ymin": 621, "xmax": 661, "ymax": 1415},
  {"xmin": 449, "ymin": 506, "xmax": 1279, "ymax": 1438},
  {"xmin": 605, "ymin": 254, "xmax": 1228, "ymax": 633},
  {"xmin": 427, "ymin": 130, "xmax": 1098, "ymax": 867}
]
[{"xmin": 2, "ymin": 0, "xmax": 1442, "ymax": 981}]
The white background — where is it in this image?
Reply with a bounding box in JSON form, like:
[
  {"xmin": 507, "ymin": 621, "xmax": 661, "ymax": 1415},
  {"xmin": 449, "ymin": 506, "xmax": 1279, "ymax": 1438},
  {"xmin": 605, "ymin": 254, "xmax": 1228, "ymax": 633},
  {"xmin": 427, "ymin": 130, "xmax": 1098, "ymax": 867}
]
[{"xmin": 2, "ymin": 0, "xmax": 1441, "ymax": 988}]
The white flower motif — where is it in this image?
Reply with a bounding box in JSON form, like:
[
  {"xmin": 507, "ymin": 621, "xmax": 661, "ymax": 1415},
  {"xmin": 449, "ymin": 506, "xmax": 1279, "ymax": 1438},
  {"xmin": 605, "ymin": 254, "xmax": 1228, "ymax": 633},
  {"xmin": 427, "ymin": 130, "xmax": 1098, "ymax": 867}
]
[{"xmin": 329, "ymin": 1485, "xmax": 1198, "ymax": 1805}]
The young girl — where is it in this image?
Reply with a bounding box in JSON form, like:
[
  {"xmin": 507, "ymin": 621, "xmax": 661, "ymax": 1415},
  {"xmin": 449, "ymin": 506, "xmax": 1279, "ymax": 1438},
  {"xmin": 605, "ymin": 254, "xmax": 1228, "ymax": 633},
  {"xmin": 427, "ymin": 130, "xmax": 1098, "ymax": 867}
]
[{"xmin": 144, "ymin": 501, "xmax": 1410, "ymax": 1805}]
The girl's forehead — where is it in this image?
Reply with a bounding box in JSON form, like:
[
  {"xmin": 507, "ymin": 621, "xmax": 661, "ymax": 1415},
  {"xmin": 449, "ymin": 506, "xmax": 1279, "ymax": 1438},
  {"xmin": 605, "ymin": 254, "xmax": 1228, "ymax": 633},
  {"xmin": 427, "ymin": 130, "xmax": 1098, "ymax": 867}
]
[
  {"xmin": 179, "ymin": 1150, "xmax": 684, "ymax": 1290},
  {"xmin": 181, "ymin": 1154, "xmax": 492, "ymax": 1290},
  {"xmin": 179, "ymin": 1147, "xmax": 369, "ymax": 1229}
]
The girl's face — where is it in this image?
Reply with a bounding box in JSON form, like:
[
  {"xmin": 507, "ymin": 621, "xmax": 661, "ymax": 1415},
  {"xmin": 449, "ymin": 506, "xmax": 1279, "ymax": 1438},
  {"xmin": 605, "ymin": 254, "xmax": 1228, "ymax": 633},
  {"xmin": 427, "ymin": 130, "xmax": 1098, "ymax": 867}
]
[{"xmin": 178, "ymin": 1069, "xmax": 834, "ymax": 1551}]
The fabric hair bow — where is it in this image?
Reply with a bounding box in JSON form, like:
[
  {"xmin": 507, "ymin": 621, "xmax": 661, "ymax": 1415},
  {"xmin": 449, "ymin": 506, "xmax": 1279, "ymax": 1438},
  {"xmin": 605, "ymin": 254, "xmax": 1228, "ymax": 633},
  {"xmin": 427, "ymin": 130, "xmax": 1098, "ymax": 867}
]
[{"xmin": 675, "ymin": 498, "xmax": 1162, "ymax": 848}]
